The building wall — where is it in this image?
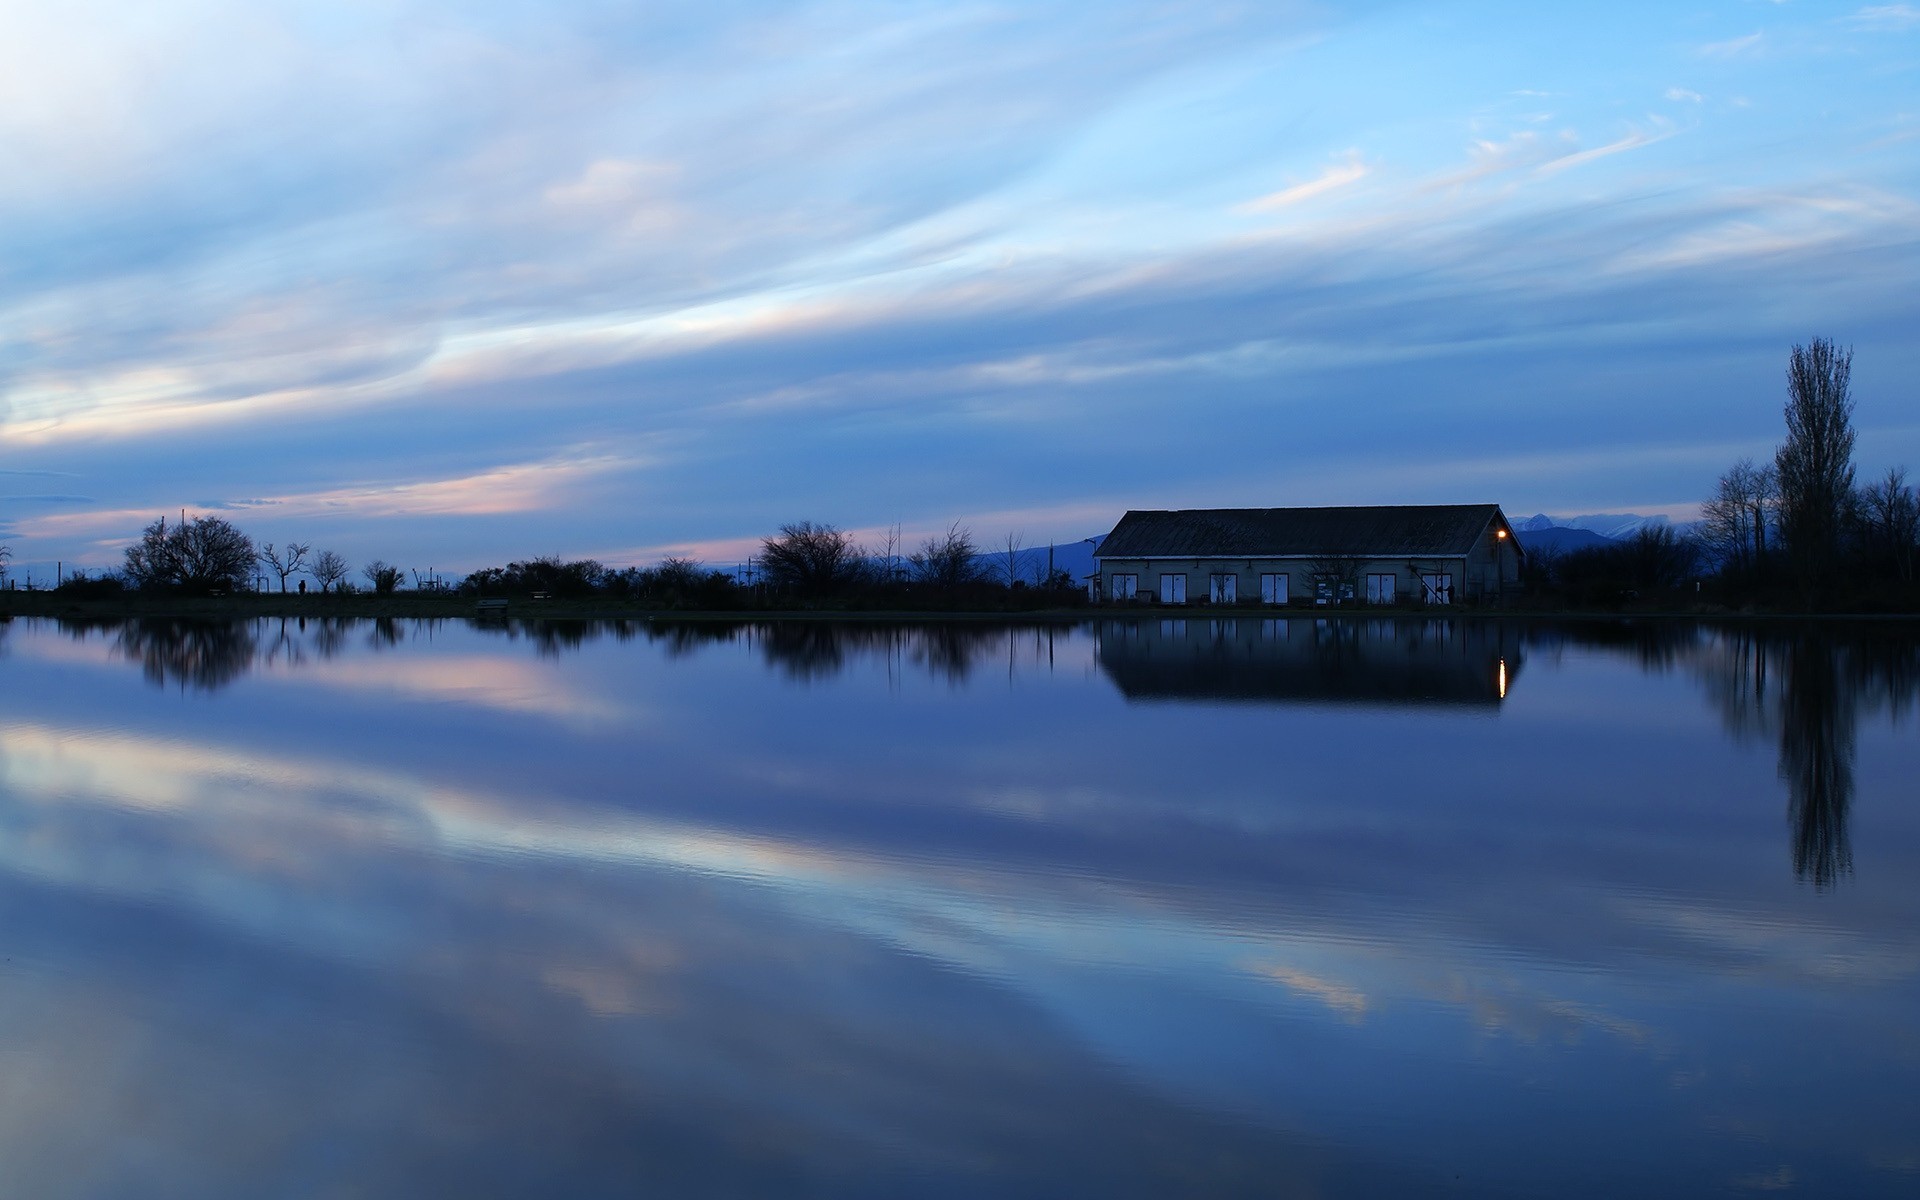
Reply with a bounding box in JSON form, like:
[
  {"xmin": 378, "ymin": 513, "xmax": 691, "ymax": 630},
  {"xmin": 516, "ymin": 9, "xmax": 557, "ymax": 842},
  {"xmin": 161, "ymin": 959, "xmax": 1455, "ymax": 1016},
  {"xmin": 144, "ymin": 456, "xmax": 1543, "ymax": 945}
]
[{"xmin": 1097, "ymin": 548, "xmax": 1519, "ymax": 606}]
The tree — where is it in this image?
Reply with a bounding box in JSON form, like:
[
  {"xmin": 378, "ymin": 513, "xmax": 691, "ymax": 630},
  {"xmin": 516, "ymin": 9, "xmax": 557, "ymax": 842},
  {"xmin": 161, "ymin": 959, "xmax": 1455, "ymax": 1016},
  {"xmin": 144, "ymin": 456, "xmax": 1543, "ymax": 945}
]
[
  {"xmin": 311, "ymin": 550, "xmax": 349, "ymax": 593},
  {"xmin": 1309, "ymin": 555, "xmax": 1364, "ymax": 605},
  {"xmin": 997, "ymin": 530, "xmax": 1026, "ymax": 588},
  {"xmin": 362, "ymin": 559, "xmax": 404, "ymax": 595},
  {"xmin": 873, "ymin": 523, "xmax": 903, "ymax": 586},
  {"xmin": 0, "ymin": 544, "xmax": 10, "ymax": 586},
  {"xmin": 909, "ymin": 523, "xmax": 986, "ymax": 589},
  {"xmin": 760, "ymin": 521, "xmax": 862, "ymax": 595},
  {"xmin": 123, "ymin": 514, "xmax": 256, "ymax": 593},
  {"xmin": 1776, "ymin": 338, "xmax": 1856, "ymax": 595},
  {"xmin": 257, "ymin": 541, "xmax": 310, "ymax": 592},
  {"xmin": 1858, "ymin": 467, "xmax": 1918, "ymax": 584},
  {"xmin": 1702, "ymin": 458, "xmax": 1777, "ymax": 573}
]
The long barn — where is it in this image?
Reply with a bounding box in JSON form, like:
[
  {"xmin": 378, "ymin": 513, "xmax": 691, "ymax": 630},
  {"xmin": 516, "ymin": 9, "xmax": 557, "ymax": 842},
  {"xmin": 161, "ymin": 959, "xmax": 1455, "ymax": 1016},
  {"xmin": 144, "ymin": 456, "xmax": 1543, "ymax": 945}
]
[{"xmin": 1094, "ymin": 504, "xmax": 1523, "ymax": 606}]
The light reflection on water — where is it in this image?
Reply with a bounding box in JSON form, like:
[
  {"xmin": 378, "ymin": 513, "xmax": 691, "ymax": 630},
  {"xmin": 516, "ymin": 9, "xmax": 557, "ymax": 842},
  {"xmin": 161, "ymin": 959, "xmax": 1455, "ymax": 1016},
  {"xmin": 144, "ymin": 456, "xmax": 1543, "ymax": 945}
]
[{"xmin": 0, "ymin": 615, "xmax": 1917, "ymax": 1198}]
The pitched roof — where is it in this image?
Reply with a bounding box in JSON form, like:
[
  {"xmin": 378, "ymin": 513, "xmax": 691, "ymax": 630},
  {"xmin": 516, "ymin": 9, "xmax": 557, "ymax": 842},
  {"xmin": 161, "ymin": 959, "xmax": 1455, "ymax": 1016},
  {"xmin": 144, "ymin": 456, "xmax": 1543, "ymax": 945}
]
[{"xmin": 1095, "ymin": 504, "xmax": 1509, "ymax": 560}]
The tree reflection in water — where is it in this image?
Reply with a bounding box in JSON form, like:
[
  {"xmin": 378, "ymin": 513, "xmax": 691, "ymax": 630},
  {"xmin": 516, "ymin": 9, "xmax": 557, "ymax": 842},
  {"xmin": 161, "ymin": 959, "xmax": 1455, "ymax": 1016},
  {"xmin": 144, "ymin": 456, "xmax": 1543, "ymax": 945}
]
[
  {"xmin": 113, "ymin": 619, "xmax": 259, "ymax": 692},
  {"xmin": 31, "ymin": 614, "xmax": 1919, "ymax": 891},
  {"xmin": 1778, "ymin": 635, "xmax": 1855, "ymax": 889},
  {"xmin": 1635, "ymin": 622, "xmax": 1920, "ymax": 891}
]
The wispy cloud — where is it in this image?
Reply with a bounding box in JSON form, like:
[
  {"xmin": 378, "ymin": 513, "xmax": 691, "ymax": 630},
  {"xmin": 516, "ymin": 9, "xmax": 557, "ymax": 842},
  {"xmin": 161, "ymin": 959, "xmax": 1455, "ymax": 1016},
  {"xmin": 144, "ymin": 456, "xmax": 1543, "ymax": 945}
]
[
  {"xmin": 1535, "ymin": 122, "xmax": 1676, "ymax": 176},
  {"xmin": 1846, "ymin": 5, "xmax": 1920, "ymax": 31},
  {"xmin": 1238, "ymin": 152, "xmax": 1369, "ymax": 213},
  {"xmin": 1700, "ymin": 32, "xmax": 1765, "ymax": 58}
]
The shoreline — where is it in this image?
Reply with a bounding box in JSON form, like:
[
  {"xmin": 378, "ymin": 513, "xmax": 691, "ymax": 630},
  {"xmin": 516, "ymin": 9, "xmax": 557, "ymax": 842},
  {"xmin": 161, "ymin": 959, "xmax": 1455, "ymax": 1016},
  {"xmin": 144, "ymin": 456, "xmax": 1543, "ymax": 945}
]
[{"xmin": 3, "ymin": 593, "xmax": 1917, "ymax": 624}]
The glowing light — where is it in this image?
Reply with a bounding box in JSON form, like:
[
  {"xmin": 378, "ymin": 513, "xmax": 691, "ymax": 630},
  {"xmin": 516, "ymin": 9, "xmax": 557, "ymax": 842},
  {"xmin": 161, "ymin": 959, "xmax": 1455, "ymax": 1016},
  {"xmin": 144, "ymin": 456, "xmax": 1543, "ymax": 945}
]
[{"xmin": 1498, "ymin": 658, "xmax": 1508, "ymax": 700}]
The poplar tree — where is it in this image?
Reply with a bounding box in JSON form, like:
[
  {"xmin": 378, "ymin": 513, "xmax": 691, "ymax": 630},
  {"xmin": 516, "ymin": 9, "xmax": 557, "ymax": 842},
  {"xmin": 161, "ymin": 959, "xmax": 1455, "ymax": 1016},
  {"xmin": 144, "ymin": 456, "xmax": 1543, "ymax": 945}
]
[{"xmin": 1775, "ymin": 338, "xmax": 1855, "ymax": 599}]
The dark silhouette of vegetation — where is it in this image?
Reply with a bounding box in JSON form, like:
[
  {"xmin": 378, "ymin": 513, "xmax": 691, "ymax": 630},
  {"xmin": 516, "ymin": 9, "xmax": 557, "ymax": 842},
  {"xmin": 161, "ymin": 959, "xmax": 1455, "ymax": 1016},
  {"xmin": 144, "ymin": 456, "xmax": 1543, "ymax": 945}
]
[
  {"xmin": 1701, "ymin": 458, "xmax": 1776, "ymax": 579},
  {"xmin": 257, "ymin": 541, "xmax": 310, "ymax": 592},
  {"xmin": 363, "ymin": 560, "xmax": 405, "ymax": 595},
  {"xmin": 123, "ymin": 515, "xmax": 257, "ymax": 594},
  {"xmin": 760, "ymin": 521, "xmax": 864, "ymax": 597},
  {"xmin": 1684, "ymin": 339, "xmax": 1915, "ymax": 612},
  {"xmin": 312, "ymin": 549, "xmax": 350, "ymax": 593},
  {"xmin": 53, "ymin": 572, "xmax": 127, "ymax": 599},
  {"xmin": 1526, "ymin": 526, "xmax": 1702, "ymax": 609},
  {"xmin": 1777, "ymin": 338, "xmax": 1857, "ymax": 602},
  {"xmin": 910, "ymin": 523, "xmax": 987, "ymax": 589}
]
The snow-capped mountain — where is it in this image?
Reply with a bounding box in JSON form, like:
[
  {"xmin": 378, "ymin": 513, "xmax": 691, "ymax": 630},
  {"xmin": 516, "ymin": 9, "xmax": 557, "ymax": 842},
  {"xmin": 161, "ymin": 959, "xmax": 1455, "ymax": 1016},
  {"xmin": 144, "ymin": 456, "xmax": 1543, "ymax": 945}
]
[{"xmin": 1515, "ymin": 512, "xmax": 1669, "ymax": 540}]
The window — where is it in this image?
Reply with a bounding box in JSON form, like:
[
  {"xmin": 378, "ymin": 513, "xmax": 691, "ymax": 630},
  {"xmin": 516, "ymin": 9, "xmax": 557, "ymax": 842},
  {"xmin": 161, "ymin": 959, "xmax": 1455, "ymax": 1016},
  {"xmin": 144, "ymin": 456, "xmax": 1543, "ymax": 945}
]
[
  {"xmin": 1209, "ymin": 573, "xmax": 1237, "ymax": 604},
  {"xmin": 1315, "ymin": 577, "xmax": 1356, "ymax": 605},
  {"xmin": 1109, "ymin": 573, "xmax": 1138, "ymax": 602},
  {"xmin": 1366, "ymin": 573, "xmax": 1396, "ymax": 605},
  {"xmin": 1260, "ymin": 573, "xmax": 1289, "ymax": 605},
  {"xmin": 1159, "ymin": 573, "xmax": 1187, "ymax": 604},
  {"xmin": 1420, "ymin": 572, "xmax": 1454, "ymax": 605}
]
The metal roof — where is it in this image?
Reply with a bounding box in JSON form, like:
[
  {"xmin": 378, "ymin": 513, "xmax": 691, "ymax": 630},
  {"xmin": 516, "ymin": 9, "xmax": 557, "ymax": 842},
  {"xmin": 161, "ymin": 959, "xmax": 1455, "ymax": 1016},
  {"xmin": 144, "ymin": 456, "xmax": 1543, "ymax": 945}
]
[{"xmin": 1095, "ymin": 504, "xmax": 1510, "ymax": 560}]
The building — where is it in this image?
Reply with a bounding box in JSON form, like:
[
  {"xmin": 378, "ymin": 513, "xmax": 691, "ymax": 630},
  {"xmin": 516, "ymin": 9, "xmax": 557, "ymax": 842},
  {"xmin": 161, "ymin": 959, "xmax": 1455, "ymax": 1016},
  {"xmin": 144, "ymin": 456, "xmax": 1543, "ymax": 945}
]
[{"xmin": 1094, "ymin": 504, "xmax": 1523, "ymax": 606}]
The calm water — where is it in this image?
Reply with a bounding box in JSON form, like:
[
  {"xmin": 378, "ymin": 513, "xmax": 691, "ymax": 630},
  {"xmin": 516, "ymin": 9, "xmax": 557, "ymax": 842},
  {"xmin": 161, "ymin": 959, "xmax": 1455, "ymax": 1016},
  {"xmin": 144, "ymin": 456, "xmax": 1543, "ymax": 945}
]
[{"xmin": 1, "ymin": 615, "xmax": 1916, "ymax": 1198}]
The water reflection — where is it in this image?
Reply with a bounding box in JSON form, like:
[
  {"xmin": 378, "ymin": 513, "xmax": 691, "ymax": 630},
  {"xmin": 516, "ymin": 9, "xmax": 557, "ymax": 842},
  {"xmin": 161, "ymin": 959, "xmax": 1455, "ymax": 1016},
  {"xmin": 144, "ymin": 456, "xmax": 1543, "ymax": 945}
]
[
  {"xmin": 1094, "ymin": 617, "xmax": 1522, "ymax": 706},
  {"xmin": 104, "ymin": 618, "xmax": 259, "ymax": 692},
  {"xmin": 3, "ymin": 615, "xmax": 1919, "ymax": 1195},
  {"xmin": 31, "ymin": 615, "xmax": 1920, "ymax": 895},
  {"xmin": 1780, "ymin": 637, "xmax": 1854, "ymax": 888}
]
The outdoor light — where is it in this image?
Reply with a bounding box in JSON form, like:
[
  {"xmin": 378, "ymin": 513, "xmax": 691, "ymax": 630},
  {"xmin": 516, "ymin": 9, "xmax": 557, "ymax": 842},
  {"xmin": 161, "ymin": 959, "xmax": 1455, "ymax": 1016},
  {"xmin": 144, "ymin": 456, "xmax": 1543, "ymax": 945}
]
[{"xmin": 1496, "ymin": 529, "xmax": 1509, "ymax": 539}]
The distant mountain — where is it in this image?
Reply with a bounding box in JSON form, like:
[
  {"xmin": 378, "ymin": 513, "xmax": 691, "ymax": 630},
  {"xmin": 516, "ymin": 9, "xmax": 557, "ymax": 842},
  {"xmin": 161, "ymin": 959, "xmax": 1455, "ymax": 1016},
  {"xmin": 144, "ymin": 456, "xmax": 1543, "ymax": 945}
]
[
  {"xmin": 985, "ymin": 536, "xmax": 1104, "ymax": 583},
  {"xmin": 1516, "ymin": 512, "xmax": 1672, "ymax": 540},
  {"xmin": 1514, "ymin": 526, "xmax": 1615, "ymax": 556}
]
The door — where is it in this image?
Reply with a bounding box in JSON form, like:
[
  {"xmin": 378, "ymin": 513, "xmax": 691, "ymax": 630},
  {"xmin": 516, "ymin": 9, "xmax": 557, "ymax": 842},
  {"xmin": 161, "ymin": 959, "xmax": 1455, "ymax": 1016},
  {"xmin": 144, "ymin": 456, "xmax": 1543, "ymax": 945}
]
[
  {"xmin": 1260, "ymin": 573, "xmax": 1288, "ymax": 605},
  {"xmin": 1160, "ymin": 574, "xmax": 1187, "ymax": 604},
  {"xmin": 1210, "ymin": 574, "xmax": 1237, "ymax": 604}
]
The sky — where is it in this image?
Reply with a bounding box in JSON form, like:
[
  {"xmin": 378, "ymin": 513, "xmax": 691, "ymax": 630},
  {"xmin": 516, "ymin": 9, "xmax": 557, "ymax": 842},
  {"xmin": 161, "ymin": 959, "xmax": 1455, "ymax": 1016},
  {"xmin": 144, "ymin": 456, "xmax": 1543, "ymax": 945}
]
[{"xmin": 2, "ymin": 0, "xmax": 1918, "ymax": 579}]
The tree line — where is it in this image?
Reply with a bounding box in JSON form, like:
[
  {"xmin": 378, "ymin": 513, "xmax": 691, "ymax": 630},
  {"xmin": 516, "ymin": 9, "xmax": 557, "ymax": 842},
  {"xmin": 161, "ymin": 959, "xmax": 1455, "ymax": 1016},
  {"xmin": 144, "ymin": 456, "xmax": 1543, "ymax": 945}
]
[
  {"xmin": 1531, "ymin": 337, "xmax": 1917, "ymax": 611},
  {"xmin": 31, "ymin": 512, "xmax": 1083, "ymax": 611}
]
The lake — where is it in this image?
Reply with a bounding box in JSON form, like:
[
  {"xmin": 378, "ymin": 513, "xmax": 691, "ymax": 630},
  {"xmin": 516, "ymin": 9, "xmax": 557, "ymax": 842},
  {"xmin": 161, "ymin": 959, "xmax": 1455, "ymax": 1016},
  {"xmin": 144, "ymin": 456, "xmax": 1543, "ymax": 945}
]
[{"xmin": 0, "ymin": 615, "xmax": 1916, "ymax": 1198}]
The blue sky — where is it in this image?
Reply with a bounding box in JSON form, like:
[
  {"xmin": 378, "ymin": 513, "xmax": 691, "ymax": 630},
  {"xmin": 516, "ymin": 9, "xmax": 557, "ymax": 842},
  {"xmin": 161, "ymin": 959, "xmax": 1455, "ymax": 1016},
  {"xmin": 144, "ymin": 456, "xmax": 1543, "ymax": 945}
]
[{"xmin": 3, "ymin": 0, "xmax": 1918, "ymax": 577}]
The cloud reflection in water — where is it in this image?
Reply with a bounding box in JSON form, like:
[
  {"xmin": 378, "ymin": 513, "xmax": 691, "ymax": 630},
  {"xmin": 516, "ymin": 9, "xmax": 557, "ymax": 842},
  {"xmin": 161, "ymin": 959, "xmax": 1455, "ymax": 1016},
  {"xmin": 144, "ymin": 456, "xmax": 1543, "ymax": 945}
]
[{"xmin": 0, "ymin": 616, "xmax": 1916, "ymax": 1196}]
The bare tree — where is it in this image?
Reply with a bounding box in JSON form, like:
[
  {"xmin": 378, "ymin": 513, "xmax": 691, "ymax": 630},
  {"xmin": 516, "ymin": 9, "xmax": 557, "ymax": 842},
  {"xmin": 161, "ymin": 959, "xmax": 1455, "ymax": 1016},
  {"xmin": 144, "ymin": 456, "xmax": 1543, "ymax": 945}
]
[
  {"xmin": 910, "ymin": 523, "xmax": 985, "ymax": 589},
  {"xmin": 0, "ymin": 544, "xmax": 10, "ymax": 586},
  {"xmin": 256, "ymin": 541, "xmax": 311, "ymax": 593},
  {"xmin": 1309, "ymin": 555, "xmax": 1364, "ymax": 605},
  {"xmin": 1776, "ymin": 338, "xmax": 1856, "ymax": 594},
  {"xmin": 1859, "ymin": 467, "xmax": 1918, "ymax": 583},
  {"xmin": 760, "ymin": 521, "xmax": 863, "ymax": 595},
  {"xmin": 1703, "ymin": 458, "xmax": 1777, "ymax": 573},
  {"xmin": 874, "ymin": 523, "xmax": 903, "ymax": 586},
  {"xmin": 311, "ymin": 550, "xmax": 349, "ymax": 593},
  {"xmin": 998, "ymin": 530, "xmax": 1025, "ymax": 588}
]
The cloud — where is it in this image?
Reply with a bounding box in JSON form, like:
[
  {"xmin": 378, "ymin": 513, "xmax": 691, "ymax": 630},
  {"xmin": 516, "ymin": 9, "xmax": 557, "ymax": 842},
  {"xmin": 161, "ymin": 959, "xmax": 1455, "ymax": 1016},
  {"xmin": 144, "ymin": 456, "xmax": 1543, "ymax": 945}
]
[
  {"xmin": 1666, "ymin": 88, "xmax": 1704, "ymax": 104},
  {"xmin": 1700, "ymin": 32, "xmax": 1765, "ymax": 57},
  {"xmin": 1534, "ymin": 123, "xmax": 1676, "ymax": 176},
  {"xmin": 1238, "ymin": 152, "xmax": 1369, "ymax": 213},
  {"xmin": 1, "ymin": 1, "xmax": 1918, "ymax": 571},
  {"xmin": 8, "ymin": 451, "xmax": 638, "ymax": 545},
  {"xmin": 1846, "ymin": 5, "xmax": 1920, "ymax": 31}
]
